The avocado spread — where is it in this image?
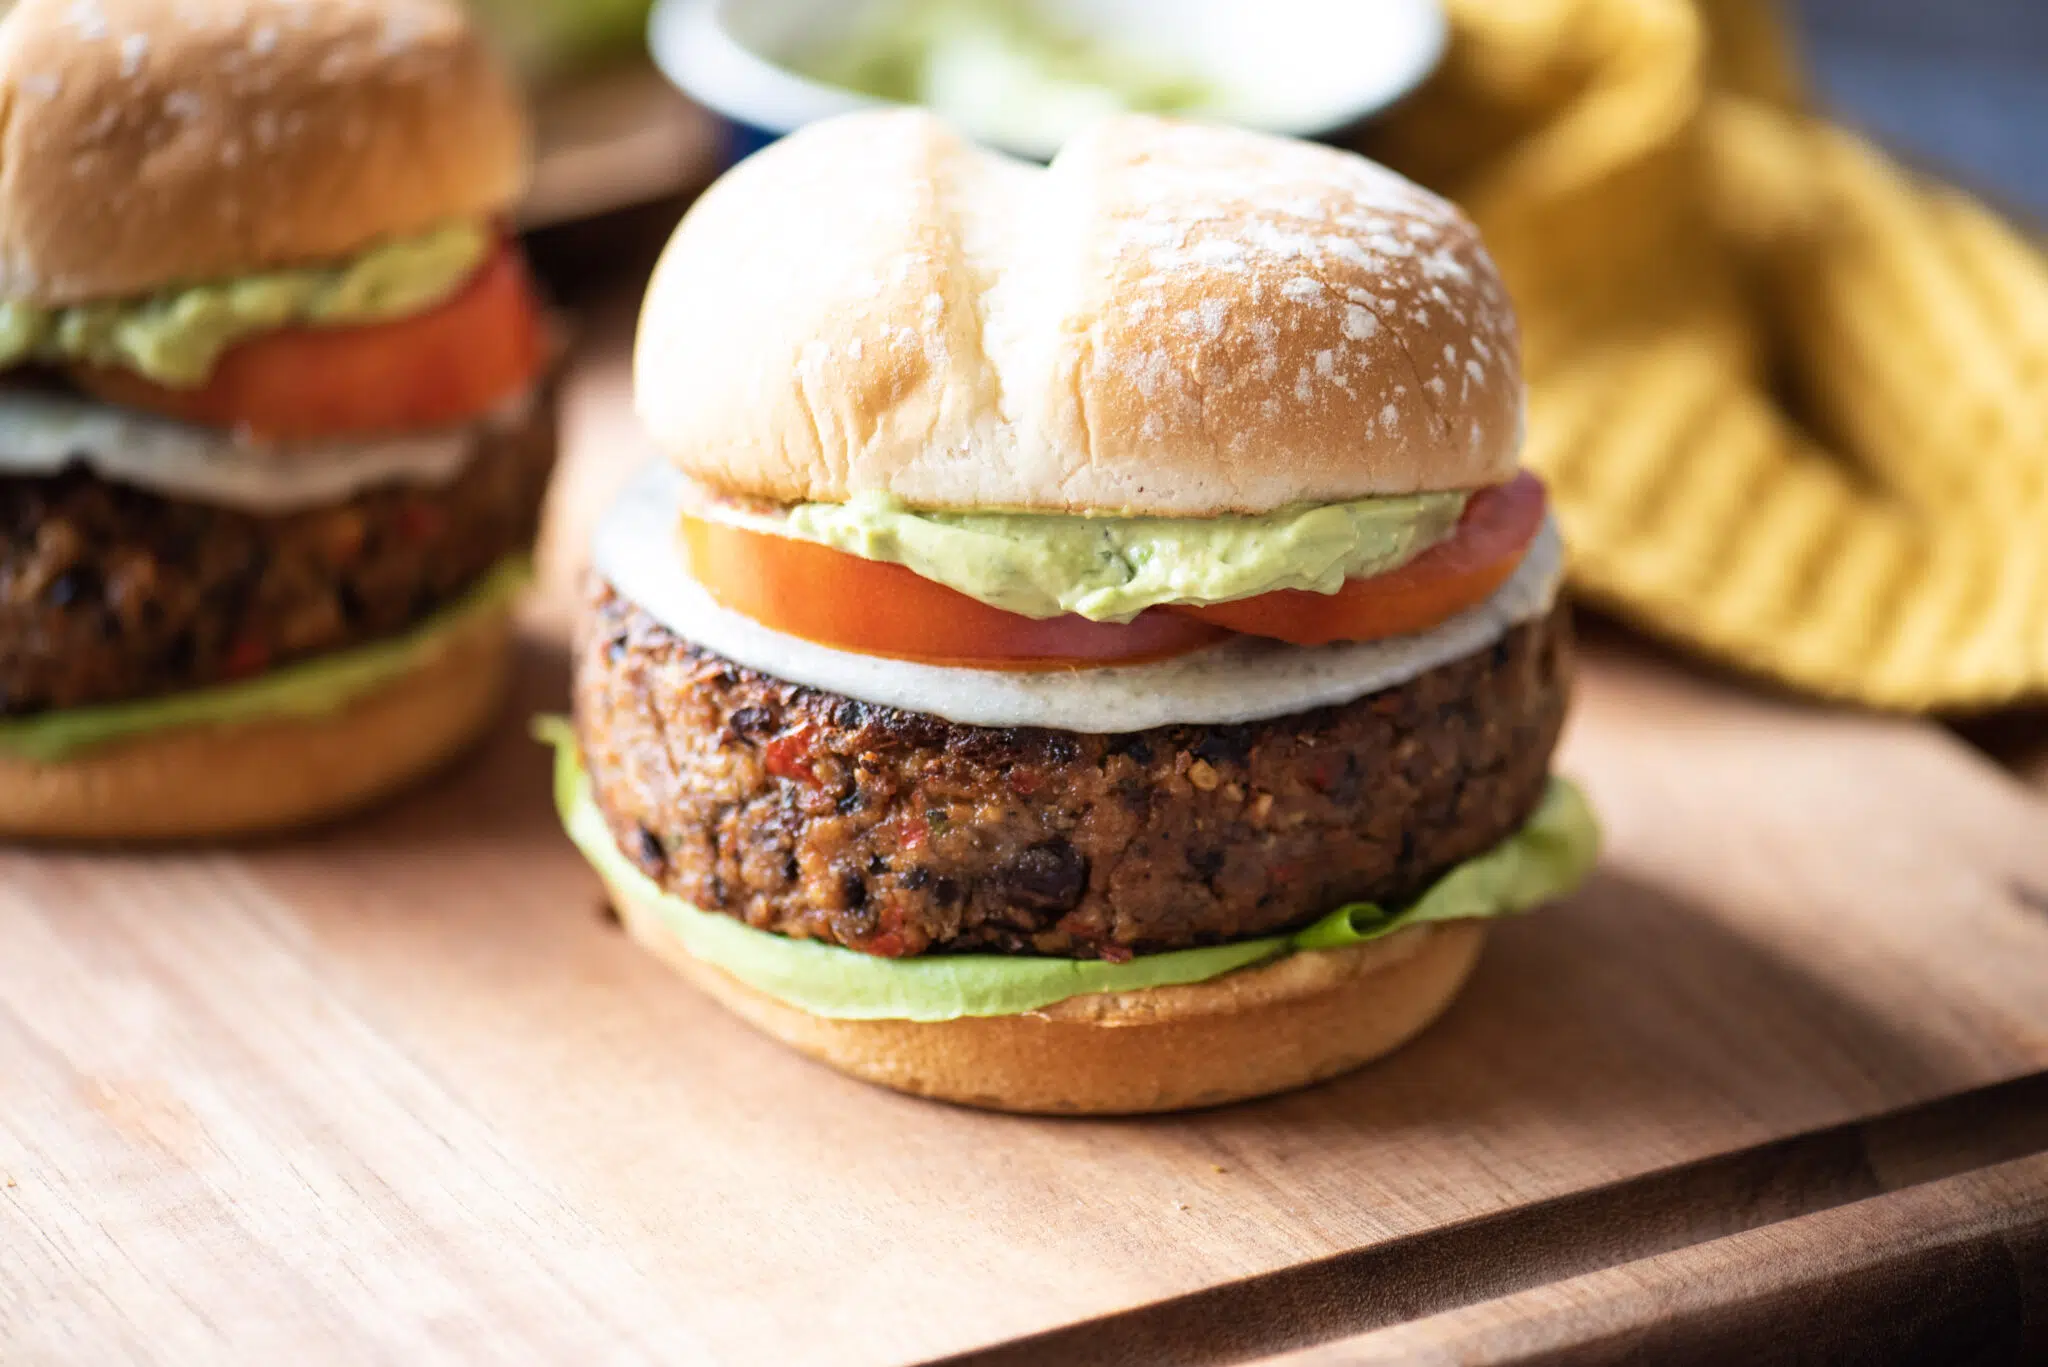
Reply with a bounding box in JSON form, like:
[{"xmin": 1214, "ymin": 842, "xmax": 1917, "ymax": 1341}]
[
  {"xmin": 760, "ymin": 490, "xmax": 1468, "ymax": 622},
  {"xmin": 0, "ymin": 221, "xmax": 492, "ymax": 388}
]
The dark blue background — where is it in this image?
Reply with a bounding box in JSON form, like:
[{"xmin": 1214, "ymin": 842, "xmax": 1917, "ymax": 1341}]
[{"xmin": 1795, "ymin": 0, "xmax": 2048, "ymax": 214}]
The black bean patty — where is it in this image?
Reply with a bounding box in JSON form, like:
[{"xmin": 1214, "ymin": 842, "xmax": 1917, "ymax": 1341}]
[
  {"xmin": 574, "ymin": 578, "xmax": 1571, "ymax": 960},
  {"xmin": 0, "ymin": 389, "xmax": 556, "ymax": 714}
]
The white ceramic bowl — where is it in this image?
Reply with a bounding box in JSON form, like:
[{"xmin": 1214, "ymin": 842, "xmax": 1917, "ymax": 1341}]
[{"xmin": 649, "ymin": 0, "xmax": 1446, "ymax": 162}]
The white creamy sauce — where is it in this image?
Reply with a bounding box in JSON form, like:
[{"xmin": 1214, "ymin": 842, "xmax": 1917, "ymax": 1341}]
[
  {"xmin": 593, "ymin": 462, "xmax": 1565, "ymax": 733},
  {"xmin": 0, "ymin": 390, "xmax": 528, "ymax": 511}
]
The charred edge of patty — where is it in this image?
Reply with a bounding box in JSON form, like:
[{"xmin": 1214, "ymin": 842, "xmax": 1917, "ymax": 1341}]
[
  {"xmin": 572, "ymin": 578, "xmax": 1572, "ymax": 960},
  {"xmin": 0, "ymin": 384, "xmax": 558, "ymax": 715}
]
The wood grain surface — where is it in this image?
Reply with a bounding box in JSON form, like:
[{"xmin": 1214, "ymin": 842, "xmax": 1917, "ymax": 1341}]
[
  {"xmin": 1257, "ymin": 1151, "xmax": 2048, "ymax": 1366},
  {"xmin": 3, "ymin": 327, "xmax": 2047, "ymax": 1366}
]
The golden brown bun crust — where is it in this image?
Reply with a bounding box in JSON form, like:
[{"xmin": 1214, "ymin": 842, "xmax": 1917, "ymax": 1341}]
[
  {"xmin": 637, "ymin": 111, "xmax": 1522, "ymax": 516},
  {"xmin": 0, "ymin": 608, "xmax": 511, "ymax": 840},
  {"xmin": 0, "ymin": 0, "xmax": 527, "ymax": 305},
  {"xmin": 608, "ymin": 862, "xmax": 1485, "ymax": 1114}
]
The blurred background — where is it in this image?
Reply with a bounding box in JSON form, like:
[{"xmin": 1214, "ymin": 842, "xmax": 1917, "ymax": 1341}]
[
  {"xmin": 1796, "ymin": 0, "xmax": 2048, "ymax": 215},
  {"xmin": 494, "ymin": 0, "xmax": 2048, "ymax": 231}
]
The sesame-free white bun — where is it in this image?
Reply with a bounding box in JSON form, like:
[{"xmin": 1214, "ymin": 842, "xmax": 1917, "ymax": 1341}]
[
  {"xmin": 605, "ymin": 859, "xmax": 1486, "ymax": 1115},
  {"xmin": 636, "ymin": 110, "xmax": 1522, "ymax": 517},
  {"xmin": 0, "ymin": 0, "xmax": 527, "ymax": 305},
  {"xmin": 0, "ymin": 608, "xmax": 511, "ymax": 841}
]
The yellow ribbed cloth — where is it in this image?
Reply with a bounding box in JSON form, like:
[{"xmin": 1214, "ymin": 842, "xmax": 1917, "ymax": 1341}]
[{"xmin": 1360, "ymin": 0, "xmax": 2048, "ymax": 710}]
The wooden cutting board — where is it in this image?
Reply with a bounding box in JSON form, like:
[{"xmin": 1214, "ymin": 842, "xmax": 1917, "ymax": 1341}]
[{"xmin": 3, "ymin": 325, "xmax": 2046, "ymax": 1366}]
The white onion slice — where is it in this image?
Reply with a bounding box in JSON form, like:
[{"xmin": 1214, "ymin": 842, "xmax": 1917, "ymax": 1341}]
[{"xmin": 0, "ymin": 390, "xmax": 533, "ymax": 511}]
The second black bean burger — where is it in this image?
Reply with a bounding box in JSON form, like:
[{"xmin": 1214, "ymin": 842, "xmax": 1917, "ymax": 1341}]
[
  {"xmin": 0, "ymin": 0, "xmax": 555, "ymax": 838},
  {"xmin": 550, "ymin": 110, "xmax": 1597, "ymax": 1114}
]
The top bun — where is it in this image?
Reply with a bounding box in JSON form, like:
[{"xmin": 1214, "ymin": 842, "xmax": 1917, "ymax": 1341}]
[
  {"xmin": 0, "ymin": 0, "xmax": 527, "ymax": 306},
  {"xmin": 637, "ymin": 111, "xmax": 1521, "ymax": 517}
]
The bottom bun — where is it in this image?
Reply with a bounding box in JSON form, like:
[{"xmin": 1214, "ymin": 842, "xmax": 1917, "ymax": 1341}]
[
  {"xmin": 0, "ymin": 610, "xmax": 513, "ymax": 841},
  {"xmin": 606, "ymin": 866, "xmax": 1486, "ymax": 1114}
]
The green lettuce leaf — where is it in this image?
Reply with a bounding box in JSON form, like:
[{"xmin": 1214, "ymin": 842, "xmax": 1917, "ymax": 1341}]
[
  {"xmin": 0, "ymin": 557, "xmax": 530, "ymax": 763},
  {"xmin": 468, "ymin": 0, "xmax": 655, "ymax": 82},
  {"xmin": 1291, "ymin": 777, "xmax": 1600, "ymax": 949},
  {"xmin": 539, "ymin": 717, "xmax": 1599, "ymax": 1021}
]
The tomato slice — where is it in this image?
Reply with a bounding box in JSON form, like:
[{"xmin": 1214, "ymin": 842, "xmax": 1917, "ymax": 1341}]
[
  {"xmin": 1169, "ymin": 473, "xmax": 1548, "ymax": 646},
  {"xmin": 1163, "ymin": 473, "xmax": 1540, "ymax": 651},
  {"xmin": 75, "ymin": 239, "xmax": 545, "ymax": 441},
  {"xmin": 680, "ymin": 515, "xmax": 1230, "ymax": 670},
  {"xmin": 682, "ymin": 472, "xmax": 1544, "ymax": 667}
]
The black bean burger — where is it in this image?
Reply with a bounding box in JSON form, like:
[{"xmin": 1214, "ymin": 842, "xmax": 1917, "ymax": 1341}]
[
  {"xmin": 0, "ymin": 0, "xmax": 556, "ymax": 838},
  {"xmin": 550, "ymin": 110, "xmax": 1597, "ymax": 1113}
]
